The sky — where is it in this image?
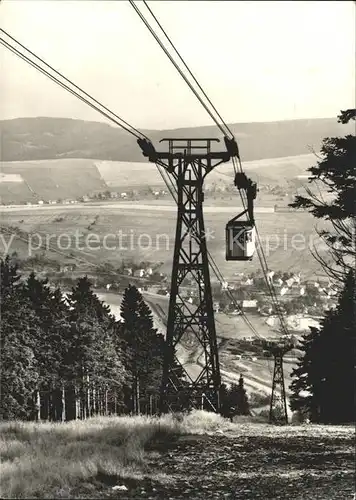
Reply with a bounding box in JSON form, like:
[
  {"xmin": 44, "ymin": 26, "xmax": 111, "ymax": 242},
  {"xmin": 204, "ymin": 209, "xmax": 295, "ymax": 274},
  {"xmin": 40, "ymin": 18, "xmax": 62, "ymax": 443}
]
[{"xmin": 0, "ymin": 0, "xmax": 355, "ymax": 129}]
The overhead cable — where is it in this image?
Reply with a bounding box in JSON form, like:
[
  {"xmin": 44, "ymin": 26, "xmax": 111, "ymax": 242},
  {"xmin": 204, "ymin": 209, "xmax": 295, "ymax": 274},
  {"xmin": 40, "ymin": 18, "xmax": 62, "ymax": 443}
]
[
  {"xmin": 129, "ymin": 0, "xmax": 229, "ymax": 138},
  {"xmin": 0, "ymin": 30, "xmax": 147, "ymax": 140}
]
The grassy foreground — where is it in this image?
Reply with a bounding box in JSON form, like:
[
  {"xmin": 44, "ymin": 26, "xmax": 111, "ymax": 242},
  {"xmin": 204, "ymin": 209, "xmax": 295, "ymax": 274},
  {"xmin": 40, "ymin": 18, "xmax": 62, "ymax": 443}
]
[
  {"xmin": 0, "ymin": 412, "xmax": 229, "ymax": 499},
  {"xmin": 0, "ymin": 411, "xmax": 354, "ymax": 499}
]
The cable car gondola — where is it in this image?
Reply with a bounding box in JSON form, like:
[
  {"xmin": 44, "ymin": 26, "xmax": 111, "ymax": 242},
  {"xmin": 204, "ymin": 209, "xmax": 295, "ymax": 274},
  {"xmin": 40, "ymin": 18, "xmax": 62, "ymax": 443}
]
[
  {"xmin": 226, "ymin": 219, "xmax": 256, "ymax": 261},
  {"xmin": 226, "ymin": 172, "xmax": 257, "ymax": 261}
]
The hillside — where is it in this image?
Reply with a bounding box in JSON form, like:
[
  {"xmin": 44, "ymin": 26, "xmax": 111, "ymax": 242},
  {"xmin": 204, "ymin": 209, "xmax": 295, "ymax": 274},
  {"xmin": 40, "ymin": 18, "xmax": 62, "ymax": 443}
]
[
  {"xmin": 0, "ymin": 159, "xmax": 107, "ymax": 203},
  {"xmin": 0, "ymin": 204, "xmax": 325, "ymax": 278},
  {"xmin": 95, "ymin": 153, "xmax": 316, "ymax": 189},
  {"xmin": 1, "ymin": 416, "xmax": 354, "ymax": 499},
  {"xmin": 1, "ymin": 116, "xmax": 352, "ymax": 162},
  {"xmin": 0, "ymin": 153, "xmax": 322, "ymax": 204}
]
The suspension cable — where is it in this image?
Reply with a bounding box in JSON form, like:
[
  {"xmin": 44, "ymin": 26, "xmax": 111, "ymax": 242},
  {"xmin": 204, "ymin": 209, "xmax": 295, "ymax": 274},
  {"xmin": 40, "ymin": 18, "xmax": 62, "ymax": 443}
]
[
  {"xmin": 152, "ymin": 161, "xmax": 262, "ymax": 339},
  {"xmin": 128, "ymin": 1, "xmax": 289, "ymax": 337},
  {"xmin": 0, "ymin": 30, "xmax": 148, "ymax": 140},
  {"xmin": 1, "ymin": 27, "xmax": 277, "ymax": 342},
  {"xmin": 141, "ymin": 0, "xmax": 233, "ymax": 139},
  {"xmin": 233, "ymin": 155, "xmax": 290, "ymax": 335},
  {"xmin": 129, "ymin": 0, "xmax": 228, "ymax": 137}
]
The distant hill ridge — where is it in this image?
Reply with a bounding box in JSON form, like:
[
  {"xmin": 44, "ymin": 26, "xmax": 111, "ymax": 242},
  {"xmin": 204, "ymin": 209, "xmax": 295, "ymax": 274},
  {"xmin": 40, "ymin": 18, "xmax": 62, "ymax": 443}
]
[{"xmin": 1, "ymin": 116, "xmax": 352, "ymax": 162}]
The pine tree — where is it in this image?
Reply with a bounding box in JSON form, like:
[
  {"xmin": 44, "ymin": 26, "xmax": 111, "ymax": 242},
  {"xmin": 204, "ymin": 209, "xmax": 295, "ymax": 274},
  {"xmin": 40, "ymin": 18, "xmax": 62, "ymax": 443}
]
[
  {"xmin": 229, "ymin": 375, "xmax": 250, "ymax": 417},
  {"xmin": 66, "ymin": 277, "xmax": 127, "ymax": 419},
  {"xmin": 22, "ymin": 273, "xmax": 70, "ymax": 421},
  {"xmin": 0, "ymin": 257, "xmax": 39, "ymax": 420},
  {"xmin": 290, "ymin": 270, "xmax": 356, "ymax": 423},
  {"xmin": 219, "ymin": 383, "xmax": 231, "ymax": 419},
  {"xmin": 119, "ymin": 284, "xmax": 164, "ymax": 414},
  {"xmin": 290, "ymin": 109, "xmax": 356, "ymax": 284}
]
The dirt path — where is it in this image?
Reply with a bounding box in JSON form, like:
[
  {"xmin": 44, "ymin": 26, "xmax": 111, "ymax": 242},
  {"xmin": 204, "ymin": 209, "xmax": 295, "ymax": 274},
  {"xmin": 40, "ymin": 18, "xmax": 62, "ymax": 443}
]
[{"xmin": 80, "ymin": 427, "xmax": 355, "ymax": 499}]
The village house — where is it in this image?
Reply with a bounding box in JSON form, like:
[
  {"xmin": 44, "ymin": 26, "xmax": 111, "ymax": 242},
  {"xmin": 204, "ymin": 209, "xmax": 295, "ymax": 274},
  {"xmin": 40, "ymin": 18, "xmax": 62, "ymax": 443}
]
[
  {"xmin": 293, "ymin": 273, "xmax": 301, "ymax": 284},
  {"xmin": 285, "ymin": 277, "xmax": 295, "ymax": 288},
  {"xmin": 241, "ymin": 299, "xmax": 258, "ymax": 311}
]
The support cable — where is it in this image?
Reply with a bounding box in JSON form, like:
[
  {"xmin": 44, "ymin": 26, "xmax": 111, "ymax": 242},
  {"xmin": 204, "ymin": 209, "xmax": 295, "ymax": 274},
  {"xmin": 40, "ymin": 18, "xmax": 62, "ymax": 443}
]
[
  {"xmin": 127, "ymin": 3, "xmax": 288, "ymax": 338},
  {"xmin": 129, "ymin": 0, "xmax": 228, "ymax": 137},
  {"xmin": 0, "ymin": 31, "xmax": 148, "ymax": 140},
  {"xmin": 1, "ymin": 27, "xmax": 269, "ymax": 344},
  {"xmin": 142, "ymin": 0, "xmax": 233, "ymax": 139}
]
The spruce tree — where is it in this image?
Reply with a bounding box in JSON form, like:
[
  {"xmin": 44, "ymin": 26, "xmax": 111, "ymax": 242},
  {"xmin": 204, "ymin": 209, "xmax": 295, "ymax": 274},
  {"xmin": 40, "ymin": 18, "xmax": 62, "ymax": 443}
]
[
  {"xmin": 23, "ymin": 273, "xmax": 70, "ymax": 421},
  {"xmin": 290, "ymin": 109, "xmax": 356, "ymax": 283},
  {"xmin": 229, "ymin": 375, "xmax": 250, "ymax": 416},
  {"xmin": 290, "ymin": 270, "xmax": 356, "ymax": 423},
  {"xmin": 66, "ymin": 277, "xmax": 127, "ymax": 418},
  {"xmin": 0, "ymin": 257, "xmax": 39, "ymax": 420},
  {"xmin": 219, "ymin": 383, "xmax": 232, "ymax": 419},
  {"xmin": 119, "ymin": 284, "xmax": 164, "ymax": 413}
]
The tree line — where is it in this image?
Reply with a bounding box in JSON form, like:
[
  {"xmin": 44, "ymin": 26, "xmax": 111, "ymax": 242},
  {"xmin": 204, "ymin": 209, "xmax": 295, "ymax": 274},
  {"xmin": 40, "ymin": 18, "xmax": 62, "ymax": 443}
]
[
  {"xmin": 0, "ymin": 255, "xmax": 251, "ymax": 421},
  {"xmin": 0, "ymin": 259, "xmax": 166, "ymax": 421},
  {"xmin": 289, "ymin": 110, "xmax": 356, "ymax": 424}
]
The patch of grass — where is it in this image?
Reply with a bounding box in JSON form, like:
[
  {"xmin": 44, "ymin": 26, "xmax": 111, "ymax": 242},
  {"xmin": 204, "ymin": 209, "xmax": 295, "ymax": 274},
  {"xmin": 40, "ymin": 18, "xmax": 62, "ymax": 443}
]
[
  {"xmin": 0, "ymin": 415, "xmax": 174, "ymax": 499},
  {"xmin": 1, "ymin": 413, "xmax": 354, "ymax": 499},
  {"xmin": 0, "ymin": 411, "xmax": 239, "ymax": 499}
]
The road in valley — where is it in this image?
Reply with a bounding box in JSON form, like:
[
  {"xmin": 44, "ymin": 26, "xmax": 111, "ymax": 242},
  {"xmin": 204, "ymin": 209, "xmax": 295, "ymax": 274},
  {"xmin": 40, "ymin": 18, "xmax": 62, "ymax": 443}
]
[{"xmin": 0, "ymin": 202, "xmax": 274, "ymax": 214}]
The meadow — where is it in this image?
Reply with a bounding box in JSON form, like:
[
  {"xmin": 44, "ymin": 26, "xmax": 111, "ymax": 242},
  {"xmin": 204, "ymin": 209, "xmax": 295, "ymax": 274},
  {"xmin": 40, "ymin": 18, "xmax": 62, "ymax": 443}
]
[
  {"xmin": 0, "ymin": 153, "xmax": 315, "ymax": 204},
  {"xmin": 0, "ymin": 204, "xmax": 325, "ymax": 279},
  {"xmin": 1, "ymin": 412, "xmax": 354, "ymax": 499}
]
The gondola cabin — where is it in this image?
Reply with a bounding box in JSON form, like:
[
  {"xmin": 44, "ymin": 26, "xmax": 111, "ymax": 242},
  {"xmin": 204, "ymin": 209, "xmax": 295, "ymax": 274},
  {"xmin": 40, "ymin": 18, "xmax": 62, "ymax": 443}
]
[{"xmin": 226, "ymin": 220, "xmax": 256, "ymax": 261}]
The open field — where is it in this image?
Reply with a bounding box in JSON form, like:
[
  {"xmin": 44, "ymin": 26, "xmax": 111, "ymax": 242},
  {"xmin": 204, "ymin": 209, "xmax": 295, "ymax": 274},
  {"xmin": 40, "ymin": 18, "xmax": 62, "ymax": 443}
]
[
  {"xmin": 0, "ymin": 204, "xmax": 325, "ymax": 278},
  {"xmin": 0, "ymin": 159, "xmax": 107, "ymax": 204},
  {"xmin": 0, "ymin": 153, "xmax": 316, "ymax": 205},
  {"xmin": 95, "ymin": 154, "xmax": 316, "ymax": 190},
  {"xmin": 1, "ymin": 412, "xmax": 354, "ymax": 499}
]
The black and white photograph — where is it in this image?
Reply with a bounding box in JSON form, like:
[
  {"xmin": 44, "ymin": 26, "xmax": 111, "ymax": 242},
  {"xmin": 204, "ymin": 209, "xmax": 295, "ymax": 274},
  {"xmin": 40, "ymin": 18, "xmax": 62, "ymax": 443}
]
[{"xmin": 0, "ymin": 1, "xmax": 355, "ymax": 498}]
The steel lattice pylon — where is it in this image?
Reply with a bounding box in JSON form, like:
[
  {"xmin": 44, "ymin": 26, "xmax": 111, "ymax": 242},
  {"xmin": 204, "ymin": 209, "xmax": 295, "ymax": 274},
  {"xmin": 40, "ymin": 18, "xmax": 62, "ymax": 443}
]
[
  {"xmin": 138, "ymin": 137, "xmax": 232, "ymax": 413},
  {"xmin": 265, "ymin": 342, "xmax": 293, "ymax": 425}
]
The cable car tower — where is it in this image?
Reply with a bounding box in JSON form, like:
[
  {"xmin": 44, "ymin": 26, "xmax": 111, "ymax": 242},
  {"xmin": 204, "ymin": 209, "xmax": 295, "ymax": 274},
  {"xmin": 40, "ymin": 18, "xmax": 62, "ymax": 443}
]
[
  {"xmin": 138, "ymin": 136, "xmax": 237, "ymax": 413},
  {"xmin": 263, "ymin": 340, "xmax": 293, "ymax": 424}
]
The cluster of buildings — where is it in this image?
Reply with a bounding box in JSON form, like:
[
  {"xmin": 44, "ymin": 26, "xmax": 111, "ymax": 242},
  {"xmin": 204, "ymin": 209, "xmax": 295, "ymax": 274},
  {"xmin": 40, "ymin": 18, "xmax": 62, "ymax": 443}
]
[{"xmin": 226, "ymin": 271, "xmax": 337, "ymax": 299}]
